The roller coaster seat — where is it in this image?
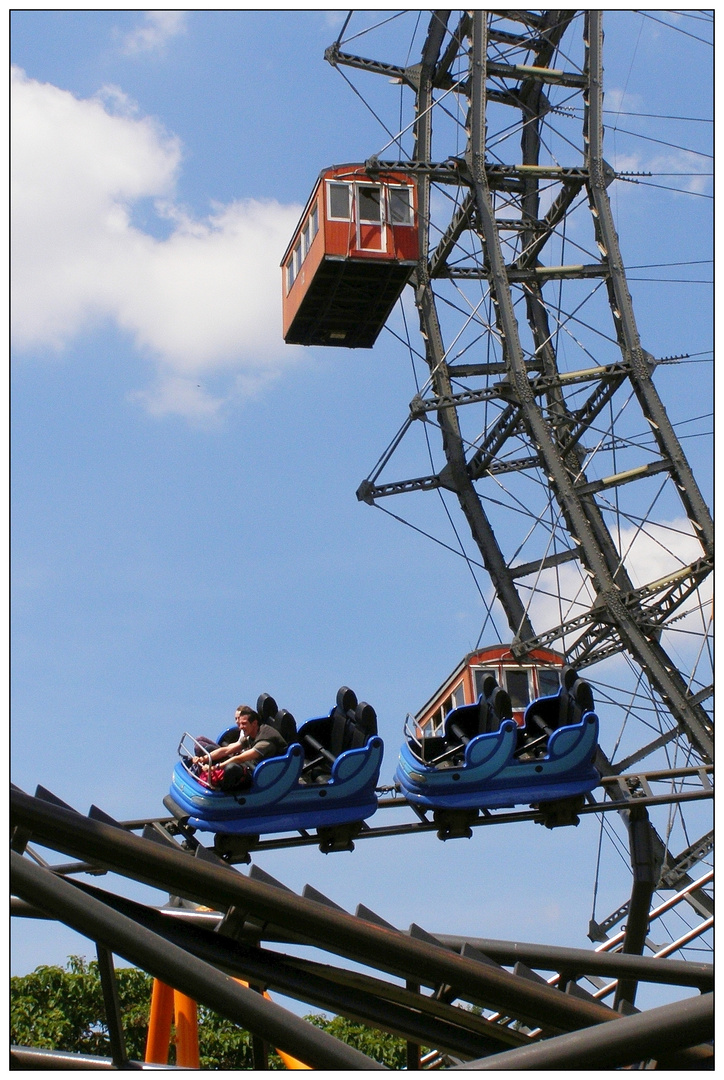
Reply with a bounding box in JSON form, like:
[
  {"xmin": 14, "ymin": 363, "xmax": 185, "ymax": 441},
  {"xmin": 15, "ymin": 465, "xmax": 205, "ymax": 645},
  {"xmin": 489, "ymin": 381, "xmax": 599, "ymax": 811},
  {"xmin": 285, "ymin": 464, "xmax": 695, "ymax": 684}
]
[
  {"xmin": 256, "ymin": 692, "xmax": 299, "ymax": 745},
  {"xmin": 300, "ymin": 687, "xmax": 378, "ymax": 778},
  {"xmin": 517, "ymin": 666, "xmax": 595, "ymax": 757},
  {"xmin": 445, "ymin": 679, "xmax": 513, "ymax": 746}
]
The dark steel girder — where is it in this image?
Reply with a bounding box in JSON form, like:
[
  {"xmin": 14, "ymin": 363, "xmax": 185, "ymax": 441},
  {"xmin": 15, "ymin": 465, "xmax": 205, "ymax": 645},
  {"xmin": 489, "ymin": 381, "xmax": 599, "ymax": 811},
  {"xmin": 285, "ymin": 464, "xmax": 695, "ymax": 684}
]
[
  {"xmin": 51, "ymin": 877, "xmax": 515, "ymax": 1060},
  {"xmin": 10, "ymin": 788, "xmax": 634, "ymax": 1033},
  {"xmin": 440, "ymin": 262, "xmax": 606, "ymax": 281},
  {"xmin": 412, "ymin": 9, "xmax": 536, "ymax": 644},
  {"xmin": 449, "ymin": 992, "xmax": 713, "ymax": 1071},
  {"xmin": 11, "ymin": 852, "xmax": 384, "ymax": 1072}
]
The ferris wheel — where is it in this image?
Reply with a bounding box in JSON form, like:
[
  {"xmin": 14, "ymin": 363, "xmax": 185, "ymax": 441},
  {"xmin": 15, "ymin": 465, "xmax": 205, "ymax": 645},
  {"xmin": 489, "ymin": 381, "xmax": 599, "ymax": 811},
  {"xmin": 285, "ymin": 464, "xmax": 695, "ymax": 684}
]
[{"xmin": 324, "ymin": 10, "xmax": 713, "ymax": 973}]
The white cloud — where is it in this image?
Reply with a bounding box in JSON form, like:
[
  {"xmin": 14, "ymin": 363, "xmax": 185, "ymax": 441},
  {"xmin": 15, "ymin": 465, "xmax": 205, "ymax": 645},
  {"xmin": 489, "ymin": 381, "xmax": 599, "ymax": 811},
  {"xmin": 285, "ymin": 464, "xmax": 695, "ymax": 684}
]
[
  {"xmin": 519, "ymin": 516, "xmax": 711, "ymax": 662},
  {"xmin": 119, "ymin": 11, "xmax": 188, "ymax": 56},
  {"xmin": 11, "ymin": 68, "xmax": 303, "ymax": 420}
]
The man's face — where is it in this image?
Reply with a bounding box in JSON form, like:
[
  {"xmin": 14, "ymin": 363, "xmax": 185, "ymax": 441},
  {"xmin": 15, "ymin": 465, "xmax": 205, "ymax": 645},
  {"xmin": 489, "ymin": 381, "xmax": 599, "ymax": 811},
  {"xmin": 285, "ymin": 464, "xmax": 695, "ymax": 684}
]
[{"xmin": 236, "ymin": 712, "xmax": 259, "ymax": 739}]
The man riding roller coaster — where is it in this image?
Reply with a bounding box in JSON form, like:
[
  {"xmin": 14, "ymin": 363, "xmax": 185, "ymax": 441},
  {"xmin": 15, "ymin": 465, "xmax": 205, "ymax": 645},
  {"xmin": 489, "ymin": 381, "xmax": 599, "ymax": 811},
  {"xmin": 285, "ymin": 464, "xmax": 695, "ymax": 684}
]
[{"xmin": 192, "ymin": 704, "xmax": 287, "ymax": 791}]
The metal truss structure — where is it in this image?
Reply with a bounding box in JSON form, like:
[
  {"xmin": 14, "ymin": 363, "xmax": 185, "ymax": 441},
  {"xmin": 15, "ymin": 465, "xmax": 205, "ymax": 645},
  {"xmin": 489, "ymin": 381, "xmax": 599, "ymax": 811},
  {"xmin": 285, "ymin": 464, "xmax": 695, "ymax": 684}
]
[
  {"xmin": 329, "ymin": 8, "xmax": 712, "ymax": 975},
  {"xmin": 11, "ymin": 9, "xmax": 713, "ymax": 1070},
  {"xmin": 11, "ymin": 786, "xmax": 714, "ymax": 1069}
]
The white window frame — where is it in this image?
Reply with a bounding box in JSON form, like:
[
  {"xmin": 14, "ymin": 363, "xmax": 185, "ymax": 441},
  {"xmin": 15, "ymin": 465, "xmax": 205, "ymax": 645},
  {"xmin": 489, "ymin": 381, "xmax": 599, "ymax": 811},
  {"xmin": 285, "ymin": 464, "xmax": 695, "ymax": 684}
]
[
  {"xmin": 356, "ymin": 183, "xmax": 383, "ymax": 224},
  {"xmin": 504, "ymin": 667, "xmax": 534, "ymax": 710},
  {"xmin": 355, "ymin": 182, "xmax": 386, "ymax": 251},
  {"xmin": 387, "ymin": 184, "xmax": 414, "ymax": 227},
  {"xmin": 285, "ymin": 199, "xmax": 320, "ymax": 294},
  {"xmin": 327, "ymin": 181, "xmax": 352, "ymax": 221}
]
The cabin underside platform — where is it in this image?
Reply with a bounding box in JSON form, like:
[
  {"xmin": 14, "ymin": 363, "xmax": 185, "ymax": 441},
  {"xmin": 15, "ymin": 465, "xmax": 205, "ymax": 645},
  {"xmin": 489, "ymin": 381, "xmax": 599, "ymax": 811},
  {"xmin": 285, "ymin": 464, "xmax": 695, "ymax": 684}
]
[{"xmin": 284, "ymin": 256, "xmax": 415, "ymax": 348}]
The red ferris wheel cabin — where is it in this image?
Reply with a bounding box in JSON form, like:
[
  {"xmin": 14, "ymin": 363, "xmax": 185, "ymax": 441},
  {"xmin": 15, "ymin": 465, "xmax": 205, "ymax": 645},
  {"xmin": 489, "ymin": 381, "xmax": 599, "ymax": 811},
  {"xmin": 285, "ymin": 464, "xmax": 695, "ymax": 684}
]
[{"xmin": 281, "ymin": 164, "xmax": 418, "ymax": 349}]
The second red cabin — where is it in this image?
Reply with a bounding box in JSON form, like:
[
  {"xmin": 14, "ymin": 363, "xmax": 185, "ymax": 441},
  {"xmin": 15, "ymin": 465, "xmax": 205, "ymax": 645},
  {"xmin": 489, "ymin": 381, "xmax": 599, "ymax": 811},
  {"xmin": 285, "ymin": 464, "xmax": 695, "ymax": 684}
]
[
  {"xmin": 281, "ymin": 165, "xmax": 418, "ymax": 349},
  {"xmin": 415, "ymin": 645, "xmax": 566, "ymax": 734}
]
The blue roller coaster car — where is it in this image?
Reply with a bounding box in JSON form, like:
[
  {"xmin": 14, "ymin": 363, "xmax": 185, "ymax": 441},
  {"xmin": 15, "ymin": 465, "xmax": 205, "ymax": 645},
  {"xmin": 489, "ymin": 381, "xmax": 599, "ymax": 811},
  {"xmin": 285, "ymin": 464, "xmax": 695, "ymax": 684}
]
[
  {"xmin": 166, "ymin": 688, "xmax": 383, "ymax": 841},
  {"xmin": 395, "ymin": 667, "xmax": 600, "ymax": 815}
]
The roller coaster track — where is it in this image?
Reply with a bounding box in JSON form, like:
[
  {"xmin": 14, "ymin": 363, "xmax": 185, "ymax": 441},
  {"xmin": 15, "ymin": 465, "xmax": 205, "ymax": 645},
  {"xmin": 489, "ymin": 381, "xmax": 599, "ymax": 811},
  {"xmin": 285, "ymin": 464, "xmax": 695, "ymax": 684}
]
[{"xmin": 11, "ymin": 785, "xmax": 714, "ymax": 1070}]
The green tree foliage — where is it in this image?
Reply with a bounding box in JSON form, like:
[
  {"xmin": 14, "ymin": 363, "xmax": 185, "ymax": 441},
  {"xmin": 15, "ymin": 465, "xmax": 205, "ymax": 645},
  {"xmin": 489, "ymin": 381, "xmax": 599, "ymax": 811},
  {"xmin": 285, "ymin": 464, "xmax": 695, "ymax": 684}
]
[
  {"xmin": 10, "ymin": 956, "xmax": 152, "ymax": 1061},
  {"xmin": 306, "ymin": 1013, "xmax": 410, "ymax": 1069},
  {"xmin": 11, "ymin": 957, "xmax": 410, "ymax": 1069}
]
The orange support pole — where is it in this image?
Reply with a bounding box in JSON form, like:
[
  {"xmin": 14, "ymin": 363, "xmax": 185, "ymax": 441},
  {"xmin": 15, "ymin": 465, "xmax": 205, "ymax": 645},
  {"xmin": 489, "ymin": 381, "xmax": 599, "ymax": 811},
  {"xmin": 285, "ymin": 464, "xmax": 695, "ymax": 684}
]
[
  {"xmin": 144, "ymin": 979, "xmax": 174, "ymax": 1064},
  {"xmin": 144, "ymin": 973, "xmax": 308, "ymax": 1069},
  {"xmin": 173, "ymin": 990, "xmax": 200, "ymax": 1068},
  {"xmin": 232, "ymin": 977, "xmax": 311, "ymax": 1070}
]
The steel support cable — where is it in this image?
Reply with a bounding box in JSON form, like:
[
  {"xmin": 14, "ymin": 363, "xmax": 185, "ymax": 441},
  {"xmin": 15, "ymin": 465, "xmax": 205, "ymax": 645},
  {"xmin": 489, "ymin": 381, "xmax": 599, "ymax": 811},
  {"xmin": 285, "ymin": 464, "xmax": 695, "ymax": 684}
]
[
  {"xmin": 611, "ymin": 126, "xmax": 713, "ymax": 159},
  {"xmin": 413, "ymin": 354, "xmax": 498, "ymax": 626},
  {"xmin": 10, "ymin": 852, "xmax": 385, "ymax": 1072},
  {"xmin": 573, "ymin": 106, "xmax": 712, "ymax": 123},
  {"xmin": 332, "ymin": 66, "xmax": 404, "ymax": 153},
  {"xmin": 9, "ymin": 788, "xmax": 638, "ymax": 1034},
  {"xmin": 339, "ymin": 10, "xmax": 409, "ymax": 47},
  {"xmin": 448, "ymin": 992, "xmax": 713, "ymax": 1071},
  {"xmin": 632, "ymin": 10, "xmax": 713, "ymax": 46},
  {"xmin": 628, "ymin": 274, "xmax": 711, "ymax": 284},
  {"xmin": 631, "ymin": 179, "xmax": 712, "ymax": 199},
  {"xmin": 375, "ymin": 75, "xmax": 468, "ymax": 159},
  {"xmin": 666, "ymin": 10, "xmax": 714, "ymax": 23},
  {"xmin": 373, "ymin": 503, "xmax": 489, "ymax": 573},
  {"xmin": 397, "ymin": 282, "xmax": 502, "ymax": 635}
]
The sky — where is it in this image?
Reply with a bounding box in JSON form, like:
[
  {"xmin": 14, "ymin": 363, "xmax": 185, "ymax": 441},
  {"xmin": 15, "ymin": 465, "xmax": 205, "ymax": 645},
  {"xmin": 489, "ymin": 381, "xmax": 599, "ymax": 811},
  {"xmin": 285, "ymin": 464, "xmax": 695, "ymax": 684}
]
[{"xmin": 11, "ymin": 8, "xmax": 713, "ymax": 1017}]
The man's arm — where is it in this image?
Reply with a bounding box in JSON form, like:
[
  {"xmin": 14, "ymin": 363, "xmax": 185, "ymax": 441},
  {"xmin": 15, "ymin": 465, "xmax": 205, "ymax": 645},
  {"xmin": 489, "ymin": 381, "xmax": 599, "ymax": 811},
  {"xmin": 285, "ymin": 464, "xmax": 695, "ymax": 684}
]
[
  {"xmin": 193, "ymin": 738, "xmax": 244, "ymax": 766},
  {"xmin": 219, "ymin": 746, "xmax": 263, "ymax": 768}
]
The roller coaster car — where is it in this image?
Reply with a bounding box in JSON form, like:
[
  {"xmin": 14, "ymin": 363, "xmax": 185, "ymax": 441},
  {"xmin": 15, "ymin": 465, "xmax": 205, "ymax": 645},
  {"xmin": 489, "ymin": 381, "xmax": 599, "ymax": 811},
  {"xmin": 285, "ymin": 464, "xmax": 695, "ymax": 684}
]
[
  {"xmin": 394, "ymin": 667, "xmax": 599, "ymax": 813},
  {"xmin": 165, "ymin": 688, "xmax": 383, "ymax": 839}
]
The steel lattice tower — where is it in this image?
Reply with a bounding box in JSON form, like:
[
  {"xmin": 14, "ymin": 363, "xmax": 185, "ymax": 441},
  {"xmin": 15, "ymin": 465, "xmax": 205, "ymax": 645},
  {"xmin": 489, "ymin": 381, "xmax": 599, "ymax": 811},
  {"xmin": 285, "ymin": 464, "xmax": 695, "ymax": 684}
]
[{"xmin": 328, "ymin": 9, "xmax": 712, "ymax": 957}]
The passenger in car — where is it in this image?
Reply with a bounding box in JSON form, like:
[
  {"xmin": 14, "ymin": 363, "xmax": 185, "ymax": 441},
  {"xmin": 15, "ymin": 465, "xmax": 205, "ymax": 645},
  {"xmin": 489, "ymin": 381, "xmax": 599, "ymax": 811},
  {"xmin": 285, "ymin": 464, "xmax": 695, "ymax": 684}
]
[{"xmin": 192, "ymin": 704, "xmax": 287, "ymax": 791}]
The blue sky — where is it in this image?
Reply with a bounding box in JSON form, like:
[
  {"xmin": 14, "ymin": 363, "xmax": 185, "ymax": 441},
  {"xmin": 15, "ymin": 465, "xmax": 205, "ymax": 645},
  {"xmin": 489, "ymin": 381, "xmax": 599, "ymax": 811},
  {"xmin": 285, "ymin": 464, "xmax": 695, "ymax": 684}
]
[{"xmin": 11, "ymin": 9, "xmax": 712, "ymax": 1009}]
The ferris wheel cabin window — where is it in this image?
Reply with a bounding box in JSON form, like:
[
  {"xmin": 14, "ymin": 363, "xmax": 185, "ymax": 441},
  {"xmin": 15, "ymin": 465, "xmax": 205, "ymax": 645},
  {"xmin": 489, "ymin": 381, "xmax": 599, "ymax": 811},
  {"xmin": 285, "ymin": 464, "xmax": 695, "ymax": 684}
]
[
  {"xmin": 357, "ymin": 184, "xmax": 382, "ymax": 222},
  {"xmin": 328, "ymin": 182, "xmax": 351, "ymax": 220},
  {"xmin": 473, "ymin": 668, "xmax": 498, "ymax": 700},
  {"xmin": 389, "ymin": 186, "xmax": 413, "ymax": 225},
  {"xmin": 505, "ymin": 669, "xmax": 531, "ymax": 710},
  {"xmin": 537, "ymin": 667, "xmax": 561, "ymax": 698},
  {"xmin": 286, "ymin": 238, "xmax": 303, "ymax": 292},
  {"xmin": 285, "ymin": 200, "xmax": 320, "ymax": 293}
]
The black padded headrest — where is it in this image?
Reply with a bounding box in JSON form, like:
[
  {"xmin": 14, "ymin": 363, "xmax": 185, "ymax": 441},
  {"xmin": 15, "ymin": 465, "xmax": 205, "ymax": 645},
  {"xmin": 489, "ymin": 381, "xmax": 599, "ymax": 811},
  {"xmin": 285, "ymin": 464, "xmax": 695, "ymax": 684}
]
[
  {"xmin": 573, "ymin": 678, "xmax": 594, "ymax": 713},
  {"xmin": 336, "ymin": 686, "xmax": 358, "ymax": 713},
  {"xmin": 275, "ymin": 708, "xmax": 298, "ymax": 742},
  {"xmin": 481, "ymin": 674, "xmax": 498, "ymax": 699},
  {"xmin": 257, "ymin": 693, "xmax": 278, "ymax": 722},
  {"xmin": 562, "ymin": 666, "xmax": 578, "ymax": 692},
  {"xmin": 489, "ymin": 686, "xmax": 512, "ymax": 721},
  {"xmin": 354, "ymin": 701, "xmax": 377, "ymax": 736}
]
